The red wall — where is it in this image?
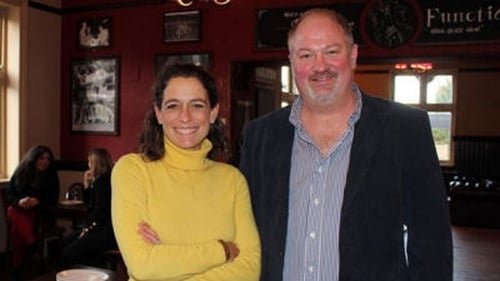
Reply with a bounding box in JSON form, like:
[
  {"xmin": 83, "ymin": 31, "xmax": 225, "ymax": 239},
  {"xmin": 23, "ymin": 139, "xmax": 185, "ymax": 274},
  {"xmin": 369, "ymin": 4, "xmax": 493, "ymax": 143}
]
[{"xmin": 60, "ymin": 0, "xmax": 500, "ymax": 162}]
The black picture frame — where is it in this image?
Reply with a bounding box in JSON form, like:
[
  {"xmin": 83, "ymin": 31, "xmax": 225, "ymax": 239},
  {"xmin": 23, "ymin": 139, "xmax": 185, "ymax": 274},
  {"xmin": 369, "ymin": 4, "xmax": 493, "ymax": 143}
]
[
  {"xmin": 163, "ymin": 10, "xmax": 201, "ymax": 43},
  {"xmin": 78, "ymin": 17, "xmax": 111, "ymax": 48},
  {"xmin": 154, "ymin": 53, "xmax": 210, "ymax": 75},
  {"xmin": 70, "ymin": 57, "xmax": 119, "ymax": 135}
]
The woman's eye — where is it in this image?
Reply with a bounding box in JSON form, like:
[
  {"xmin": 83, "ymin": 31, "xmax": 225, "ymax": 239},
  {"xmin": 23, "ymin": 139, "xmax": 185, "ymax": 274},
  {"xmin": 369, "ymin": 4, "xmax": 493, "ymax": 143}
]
[
  {"xmin": 163, "ymin": 103, "xmax": 178, "ymax": 110},
  {"xmin": 192, "ymin": 103, "xmax": 207, "ymax": 109}
]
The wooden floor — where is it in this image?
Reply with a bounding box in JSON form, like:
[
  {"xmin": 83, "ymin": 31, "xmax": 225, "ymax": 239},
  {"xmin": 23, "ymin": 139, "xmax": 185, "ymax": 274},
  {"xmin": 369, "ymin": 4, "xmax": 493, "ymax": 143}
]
[
  {"xmin": 453, "ymin": 226, "xmax": 500, "ymax": 281},
  {"xmin": 1, "ymin": 226, "xmax": 499, "ymax": 280}
]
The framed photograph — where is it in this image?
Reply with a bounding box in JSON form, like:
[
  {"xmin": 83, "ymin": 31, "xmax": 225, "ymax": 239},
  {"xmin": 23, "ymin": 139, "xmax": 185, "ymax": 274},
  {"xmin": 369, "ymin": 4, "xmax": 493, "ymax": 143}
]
[
  {"xmin": 78, "ymin": 17, "xmax": 111, "ymax": 48},
  {"xmin": 154, "ymin": 53, "xmax": 210, "ymax": 75},
  {"xmin": 163, "ymin": 10, "xmax": 201, "ymax": 43},
  {"xmin": 70, "ymin": 57, "xmax": 119, "ymax": 135}
]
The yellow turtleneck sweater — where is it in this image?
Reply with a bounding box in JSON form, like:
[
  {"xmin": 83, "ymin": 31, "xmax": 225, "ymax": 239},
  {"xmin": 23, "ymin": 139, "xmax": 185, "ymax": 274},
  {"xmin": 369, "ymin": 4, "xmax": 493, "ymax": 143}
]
[{"xmin": 111, "ymin": 138, "xmax": 261, "ymax": 281}]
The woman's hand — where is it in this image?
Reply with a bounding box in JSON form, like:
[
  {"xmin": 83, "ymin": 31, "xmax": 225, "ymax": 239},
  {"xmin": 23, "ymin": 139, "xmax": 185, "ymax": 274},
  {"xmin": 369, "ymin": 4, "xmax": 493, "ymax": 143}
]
[
  {"xmin": 83, "ymin": 170, "xmax": 94, "ymax": 189},
  {"xmin": 138, "ymin": 221, "xmax": 161, "ymax": 245},
  {"xmin": 27, "ymin": 197, "xmax": 39, "ymax": 208},
  {"xmin": 219, "ymin": 240, "xmax": 240, "ymax": 262},
  {"xmin": 18, "ymin": 196, "xmax": 39, "ymax": 209}
]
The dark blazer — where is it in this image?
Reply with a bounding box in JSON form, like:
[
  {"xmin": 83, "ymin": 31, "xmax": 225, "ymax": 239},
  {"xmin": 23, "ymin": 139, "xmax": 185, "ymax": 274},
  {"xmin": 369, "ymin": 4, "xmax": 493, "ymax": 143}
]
[{"xmin": 239, "ymin": 93, "xmax": 453, "ymax": 281}]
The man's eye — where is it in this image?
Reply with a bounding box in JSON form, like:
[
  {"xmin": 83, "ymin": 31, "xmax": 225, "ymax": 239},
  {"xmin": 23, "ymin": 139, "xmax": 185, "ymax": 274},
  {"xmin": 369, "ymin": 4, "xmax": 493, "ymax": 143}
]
[
  {"xmin": 326, "ymin": 50, "xmax": 338, "ymax": 56},
  {"xmin": 299, "ymin": 53, "xmax": 313, "ymax": 60}
]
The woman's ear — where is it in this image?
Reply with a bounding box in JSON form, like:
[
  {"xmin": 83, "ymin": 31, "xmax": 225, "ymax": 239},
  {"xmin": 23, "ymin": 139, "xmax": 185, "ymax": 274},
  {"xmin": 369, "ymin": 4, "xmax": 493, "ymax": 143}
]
[
  {"xmin": 210, "ymin": 104, "xmax": 220, "ymax": 124},
  {"xmin": 153, "ymin": 105, "xmax": 162, "ymax": 125}
]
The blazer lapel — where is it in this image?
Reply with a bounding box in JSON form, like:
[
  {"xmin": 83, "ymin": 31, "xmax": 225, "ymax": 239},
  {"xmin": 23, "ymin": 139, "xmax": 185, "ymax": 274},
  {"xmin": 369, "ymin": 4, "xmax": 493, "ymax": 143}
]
[{"xmin": 342, "ymin": 94, "xmax": 387, "ymax": 214}]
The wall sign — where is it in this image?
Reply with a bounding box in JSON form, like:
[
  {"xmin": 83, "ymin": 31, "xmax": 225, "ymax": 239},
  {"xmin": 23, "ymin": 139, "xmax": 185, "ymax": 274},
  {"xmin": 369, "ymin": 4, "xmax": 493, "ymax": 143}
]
[
  {"xmin": 256, "ymin": 4, "xmax": 365, "ymax": 49},
  {"xmin": 360, "ymin": 0, "xmax": 422, "ymax": 48},
  {"xmin": 256, "ymin": 0, "xmax": 500, "ymax": 49},
  {"xmin": 416, "ymin": 1, "xmax": 500, "ymax": 45}
]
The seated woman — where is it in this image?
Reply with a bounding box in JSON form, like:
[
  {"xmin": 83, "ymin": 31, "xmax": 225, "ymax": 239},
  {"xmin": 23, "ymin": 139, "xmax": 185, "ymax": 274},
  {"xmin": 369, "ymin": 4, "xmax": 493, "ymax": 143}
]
[
  {"xmin": 6, "ymin": 145, "xmax": 60, "ymax": 280},
  {"xmin": 58, "ymin": 147, "xmax": 117, "ymax": 268},
  {"xmin": 111, "ymin": 64, "xmax": 261, "ymax": 280}
]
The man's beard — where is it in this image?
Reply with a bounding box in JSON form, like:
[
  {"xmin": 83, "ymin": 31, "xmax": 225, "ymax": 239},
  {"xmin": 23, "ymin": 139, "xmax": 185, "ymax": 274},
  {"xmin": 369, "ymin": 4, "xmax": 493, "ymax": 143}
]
[{"xmin": 304, "ymin": 70, "xmax": 339, "ymax": 104}]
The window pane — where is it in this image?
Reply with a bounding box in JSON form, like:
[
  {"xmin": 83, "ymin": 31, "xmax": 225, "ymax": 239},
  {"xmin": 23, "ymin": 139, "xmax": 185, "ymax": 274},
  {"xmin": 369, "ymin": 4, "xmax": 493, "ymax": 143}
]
[
  {"xmin": 281, "ymin": 65, "xmax": 290, "ymax": 93},
  {"xmin": 394, "ymin": 75, "xmax": 419, "ymax": 104},
  {"xmin": 428, "ymin": 111, "xmax": 451, "ymax": 161},
  {"xmin": 426, "ymin": 75, "xmax": 453, "ymax": 104}
]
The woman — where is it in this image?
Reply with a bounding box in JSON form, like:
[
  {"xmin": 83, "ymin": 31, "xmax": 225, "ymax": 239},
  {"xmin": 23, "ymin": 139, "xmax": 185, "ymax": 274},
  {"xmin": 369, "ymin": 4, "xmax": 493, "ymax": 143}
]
[
  {"xmin": 59, "ymin": 147, "xmax": 117, "ymax": 268},
  {"xmin": 111, "ymin": 64, "xmax": 261, "ymax": 281},
  {"xmin": 6, "ymin": 145, "xmax": 60, "ymax": 278}
]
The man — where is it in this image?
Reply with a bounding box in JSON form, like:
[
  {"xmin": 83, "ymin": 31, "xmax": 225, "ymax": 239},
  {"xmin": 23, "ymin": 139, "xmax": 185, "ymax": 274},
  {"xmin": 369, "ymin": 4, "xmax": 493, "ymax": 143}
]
[{"xmin": 239, "ymin": 8, "xmax": 452, "ymax": 281}]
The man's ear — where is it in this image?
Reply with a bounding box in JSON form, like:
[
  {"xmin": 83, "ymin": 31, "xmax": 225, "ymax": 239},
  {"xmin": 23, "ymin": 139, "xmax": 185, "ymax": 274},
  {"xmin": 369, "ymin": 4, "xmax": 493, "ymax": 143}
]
[{"xmin": 350, "ymin": 44, "xmax": 358, "ymax": 69}]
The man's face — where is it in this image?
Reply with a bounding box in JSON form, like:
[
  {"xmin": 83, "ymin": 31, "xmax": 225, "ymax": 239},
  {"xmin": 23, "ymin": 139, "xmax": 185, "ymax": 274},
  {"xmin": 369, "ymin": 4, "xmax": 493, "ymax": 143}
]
[{"xmin": 289, "ymin": 13, "xmax": 358, "ymax": 106}]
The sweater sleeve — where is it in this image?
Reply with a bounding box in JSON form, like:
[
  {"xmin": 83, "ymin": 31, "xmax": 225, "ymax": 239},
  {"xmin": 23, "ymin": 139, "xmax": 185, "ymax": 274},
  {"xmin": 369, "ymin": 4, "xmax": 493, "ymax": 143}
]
[
  {"xmin": 190, "ymin": 172, "xmax": 261, "ymax": 281},
  {"xmin": 111, "ymin": 155, "xmax": 233, "ymax": 281}
]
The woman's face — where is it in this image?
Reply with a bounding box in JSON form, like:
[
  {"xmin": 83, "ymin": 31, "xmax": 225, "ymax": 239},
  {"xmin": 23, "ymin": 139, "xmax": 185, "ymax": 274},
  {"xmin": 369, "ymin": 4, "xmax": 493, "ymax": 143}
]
[
  {"xmin": 87, "ymin": 154, "xmax": 96, "ymax": 172},
  {"xmin": 36, "ymin": 152, "xmax": 51, "ymax": 172},
  {"xmin": 154, "ymin": 76, "xmax": 219, "ymax": 150}
]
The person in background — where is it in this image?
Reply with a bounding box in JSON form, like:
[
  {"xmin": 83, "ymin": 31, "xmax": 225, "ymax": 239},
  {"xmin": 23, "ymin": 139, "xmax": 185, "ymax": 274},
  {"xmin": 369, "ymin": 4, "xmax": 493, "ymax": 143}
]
[
  {"xmin": 238, "ymin": 8, "xmax": 452, "ymax": 281},
  {"xmin": 6, "ymin": 145, "xmax": 60, "ymax": 280},
  {"xmin": 111, "ymin": 63, "xmax": 261, "ymax": 281},
  {"xmin": 58, "ymin": 147, "xmax": 117, "ymax": 268}
]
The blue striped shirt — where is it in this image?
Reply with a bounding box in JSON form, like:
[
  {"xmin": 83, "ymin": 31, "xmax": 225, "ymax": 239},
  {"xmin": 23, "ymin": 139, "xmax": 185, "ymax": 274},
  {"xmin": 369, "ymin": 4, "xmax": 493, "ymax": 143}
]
[{"xmin": 283, "ymin": 85, "xmax": 362, "ymax": 281}]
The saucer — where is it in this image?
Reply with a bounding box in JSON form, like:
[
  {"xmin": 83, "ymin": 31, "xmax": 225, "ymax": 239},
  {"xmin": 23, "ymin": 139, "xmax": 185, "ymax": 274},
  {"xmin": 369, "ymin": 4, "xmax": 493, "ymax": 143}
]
[{"xmin": 56, "ymin": 269, "xmax": 108, "ymax": 281}]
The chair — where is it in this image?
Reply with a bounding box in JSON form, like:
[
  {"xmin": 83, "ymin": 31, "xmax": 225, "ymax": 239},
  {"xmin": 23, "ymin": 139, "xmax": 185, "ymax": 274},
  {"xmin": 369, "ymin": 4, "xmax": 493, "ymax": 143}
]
[
  {"xmin": 36, "ymin": 207, "xmax": 65, "ymax": 260},
  {"xmin": 1, "ymin": 187, "xmax": 11, "ymax": 265},
  {"xmin": 65, "ymin": 182, "xmax": 85, "ymax": 201}
]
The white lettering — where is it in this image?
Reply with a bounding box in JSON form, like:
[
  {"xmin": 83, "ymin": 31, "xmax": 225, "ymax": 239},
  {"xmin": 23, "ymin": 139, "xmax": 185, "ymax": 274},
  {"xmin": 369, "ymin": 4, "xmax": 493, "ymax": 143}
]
[
  {"xmin": 495, "ymin": 8, "xmax": 500, "ymax": 20},
  {"xmin": 426, "ymin": 5, "xmax": 500, "ymax": 27},
  {"xmin": 427, "ymin": 8, "xmax": 439, "ymax": 27}
]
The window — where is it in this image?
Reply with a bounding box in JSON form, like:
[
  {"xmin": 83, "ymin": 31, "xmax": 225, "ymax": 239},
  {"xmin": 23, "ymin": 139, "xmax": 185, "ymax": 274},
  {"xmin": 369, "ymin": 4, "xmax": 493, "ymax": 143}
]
[
  {"xmin": 392, "ymin": 70, "xmax": 456, "ymax": 165},
  {"xmin": 0, "ymin": 2, "xmax": 22, "ymax": 180},
  {"xmin": 280, "ymin": 65, "xmax": 298, "ymax": 107}
]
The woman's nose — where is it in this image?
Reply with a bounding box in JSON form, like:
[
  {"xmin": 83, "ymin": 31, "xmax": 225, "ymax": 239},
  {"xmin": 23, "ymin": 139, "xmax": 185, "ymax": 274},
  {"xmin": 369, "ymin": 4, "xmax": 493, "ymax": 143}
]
[{"xmin": 178, "ymin": 106, "xmax": 192, "ymax": 121}]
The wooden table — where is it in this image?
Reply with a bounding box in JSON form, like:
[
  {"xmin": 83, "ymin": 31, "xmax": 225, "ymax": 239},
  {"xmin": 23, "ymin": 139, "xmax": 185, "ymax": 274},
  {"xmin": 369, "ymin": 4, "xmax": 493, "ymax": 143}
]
[{"xmin": 40, "ymin": 202, "xmax": 88, "ymax": 231}]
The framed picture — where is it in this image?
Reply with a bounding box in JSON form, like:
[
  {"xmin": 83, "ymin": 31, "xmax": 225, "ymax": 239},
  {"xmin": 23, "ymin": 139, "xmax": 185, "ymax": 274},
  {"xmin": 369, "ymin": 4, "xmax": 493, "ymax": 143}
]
[
  {"xmin": 70, "ymin": 57, "xmax": 119, "ymax": 135},
  {"xmin": 154, "ymin": 53, "xmax": 210, "ymax": 75},
  {"xmin": 163, "ymin": 10, "xmax": 201, "ymax": 43},
  {"xmin": 78, "ymin": 17, "xmax": 111, "ymax": 48}
]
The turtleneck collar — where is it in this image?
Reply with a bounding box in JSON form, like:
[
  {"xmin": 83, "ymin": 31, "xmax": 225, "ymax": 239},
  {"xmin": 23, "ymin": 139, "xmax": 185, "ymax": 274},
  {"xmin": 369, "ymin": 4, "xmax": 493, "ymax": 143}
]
[{"xmin": 163, "ymin": 137, "xmax": 213, "ymax": 171}]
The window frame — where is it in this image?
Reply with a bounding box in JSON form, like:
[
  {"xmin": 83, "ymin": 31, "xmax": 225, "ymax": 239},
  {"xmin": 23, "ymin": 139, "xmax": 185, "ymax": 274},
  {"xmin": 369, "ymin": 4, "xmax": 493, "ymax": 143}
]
[
  {"xmin": 0, "ymin": 6, "xmax": 7, "ymax": 179},
  {"xmin": 0, "ymin": 1, "xmax": 24, "ymax": 181}
]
